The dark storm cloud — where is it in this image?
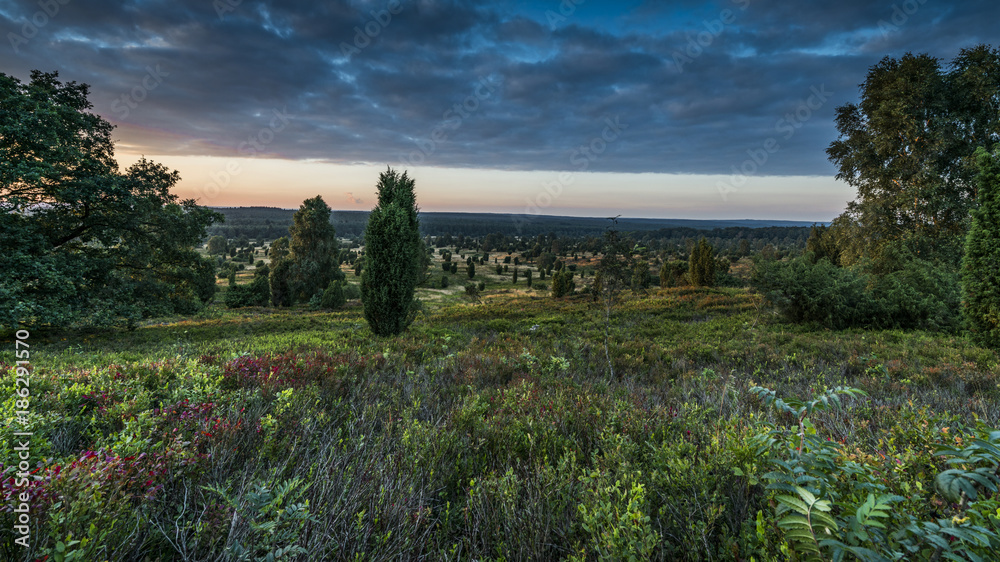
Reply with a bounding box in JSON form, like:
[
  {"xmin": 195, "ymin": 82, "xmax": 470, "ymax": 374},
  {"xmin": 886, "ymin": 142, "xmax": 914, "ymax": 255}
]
[{"xmin": 1, "ymin": 0, "xmax": 996, "ymax": 175}]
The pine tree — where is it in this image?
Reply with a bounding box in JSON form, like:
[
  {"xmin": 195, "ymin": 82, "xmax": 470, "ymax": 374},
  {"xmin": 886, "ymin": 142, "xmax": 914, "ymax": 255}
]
[
  {"xmin": 962, "ymin": 146, "xmax": 1000, "ymax": 348},
  {"xmin": 361, "ymin": 168, "xmax": 423, "ymax": 336}
]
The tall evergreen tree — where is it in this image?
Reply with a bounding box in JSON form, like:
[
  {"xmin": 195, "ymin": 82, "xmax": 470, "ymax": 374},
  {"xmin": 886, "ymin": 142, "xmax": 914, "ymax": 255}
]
[
  {"xmin": 288, "ymin": 195, "xmax": 343, "ymax": 301},
  {"xmin": 962, "ymin": 146, "xmax": 1000, "ymax": 348},
  {"xmin": 361, "ymin": 168, "xmax": 423, "ymax": 336}
]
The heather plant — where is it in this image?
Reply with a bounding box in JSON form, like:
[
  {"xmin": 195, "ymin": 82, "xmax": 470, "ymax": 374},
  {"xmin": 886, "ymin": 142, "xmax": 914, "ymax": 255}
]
[{"xmin": 4, "ymin": 277, "xmax": 999, "ymax": 561}]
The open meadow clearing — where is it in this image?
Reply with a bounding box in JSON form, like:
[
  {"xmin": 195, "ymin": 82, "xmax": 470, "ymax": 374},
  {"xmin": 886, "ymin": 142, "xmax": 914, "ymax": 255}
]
[{"xmin": 3, "ymin": 286, "xmax": 998, "ymax": 560}]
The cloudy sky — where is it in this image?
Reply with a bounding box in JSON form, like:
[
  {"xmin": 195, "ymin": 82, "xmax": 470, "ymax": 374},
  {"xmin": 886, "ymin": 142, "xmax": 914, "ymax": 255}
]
[{"xmin": 1, "ymin": 0, "xmax": 997, "ymax": 220}]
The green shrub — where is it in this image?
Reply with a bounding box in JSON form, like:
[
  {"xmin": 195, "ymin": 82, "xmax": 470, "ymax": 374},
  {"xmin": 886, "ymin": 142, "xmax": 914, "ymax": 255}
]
[
  {"xmin": 343, "ymin": 283, "xmax": 361, "ymax": 300},
  {"xmin": 225, "ymin": 277, "xmax": 269, "ymax": 308},
  {"xmin": 752, "ymin": 255, "xmax": 961, "ymax": 330},
  {"xmin": 320, "ymin": 280, "xmax": 346, "ymax": 310},
  {"xmin": 755, "ymin": 385, "xmax": 1000, "ymax": 562},
  {"xmin": 269, "ymin": 258, "xmax": 294, "ymax": 307},
  {"xmin": 552, "ymin": 269, "xmax": 575, "ymax": 298},
  {"xmin": 205, "ymin": 478, "xmax": 315, "ymax": 561},
  {"xmin": 689, "ymin": 238, "xmax": 717, "ymax": 287}
]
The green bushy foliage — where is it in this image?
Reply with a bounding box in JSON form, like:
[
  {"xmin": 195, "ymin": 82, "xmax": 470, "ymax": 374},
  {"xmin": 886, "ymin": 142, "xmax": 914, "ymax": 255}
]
[
  {"xmin": 752, "ymin": 255, "xmax": 961, "ymax": 331},
  {"xmin": 755, "ymin": 385, "xmax": 1000, "ymax": 561},
  {"xmin": 225, "ymin": 277, "xmax": 269, "ymax": 308},
  {"xmin": 342, "ymin": 282, "xmax": 361, "ymax": 301},
  {"xmin": 552, "ymin": 269, "xmax": 575, "ymax": 298},
  {"xmin": 963, "ymin": 146, "xmax": 1000, "ymax": 348},
  {"xmin": 0, "ymin": 71, "xmax": 221, "ymax": 329},
  {"xmin": 659, "ymin": 260, "xmax": 687, "ymax": 287},
  {"xmin": 268, "ymin": 258, "xmax": 294, "ymax": 307},
  {"xmin": 361, "ymin": 168, "xmax": 422, "ymax": 336},
  {"xmin": 287, "ymin": 195, "xmax": 344, "ymax": 302},
  {"xmin": 320, "ymin": 280, "xmax": 346, "ymax": 310},
  {"xmin": 206, "ymin": 478, "xmax": 315, "ymax": 561},
  {"xmin": 464, "ymin": 283, "xmax": 480, "ymax": 299},
  {"xmin": 689, "ymin": 238, "xmax": 717, "ymax": 287}
]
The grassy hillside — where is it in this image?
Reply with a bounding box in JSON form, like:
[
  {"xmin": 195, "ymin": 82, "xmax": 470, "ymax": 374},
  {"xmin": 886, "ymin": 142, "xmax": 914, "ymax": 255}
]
[{"xmin": 2, "ymin": 279, "xmax": 997, "ymax": 560}]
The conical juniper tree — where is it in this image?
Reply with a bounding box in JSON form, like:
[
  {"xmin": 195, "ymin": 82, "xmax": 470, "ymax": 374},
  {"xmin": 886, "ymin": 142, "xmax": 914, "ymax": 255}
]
[
  {"xmin": 361, "ymin": 168, "xmax": 423, "ymax": 336},
  {"xmin": 962, "ymin": 146, "xmax": 1000, "ymax": 348}
]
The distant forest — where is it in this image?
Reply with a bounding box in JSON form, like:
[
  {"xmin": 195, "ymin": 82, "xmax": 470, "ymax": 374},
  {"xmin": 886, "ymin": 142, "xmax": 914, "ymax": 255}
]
[{"xmin": 205, "ymin": 206, "xmax": 818, "ymax": 251}]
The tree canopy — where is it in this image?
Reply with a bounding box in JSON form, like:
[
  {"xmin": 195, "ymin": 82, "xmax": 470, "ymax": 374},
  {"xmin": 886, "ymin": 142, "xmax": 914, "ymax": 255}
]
[
  {"xmin": 0, "ymin": 70, "xmax": 221, "ymax": 328},
  {"xmin": 826, "ymin": 45, "xmax": 1000, "ymax": 269}
]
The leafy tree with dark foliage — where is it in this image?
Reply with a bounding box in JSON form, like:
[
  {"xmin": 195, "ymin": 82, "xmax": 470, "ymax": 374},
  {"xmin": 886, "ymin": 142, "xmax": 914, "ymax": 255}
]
[
  {"xmin": 963, "ymin": 146, "xmax": 1000, "ymax": 348},
  {"xmin": 361, "ymin": 168, "xmax": 423, "ymax": 336},
  {"xmin": 827, "ymin": 45, "xmax": 1000, "ymax": 270},
  {"xmin": 0, "ymin": 71, "xmax": 220, "ymax": 328},
  {"xmin": 207, "ymin": 235, "xmax": 228, "ymax": 256},
  {"xmin": 269, "ymin": 236, "xmax": 290, "ymax": 261},
  {"xmin": 269, "ymin": 258, "xmax": 294, "ymax": 307}
]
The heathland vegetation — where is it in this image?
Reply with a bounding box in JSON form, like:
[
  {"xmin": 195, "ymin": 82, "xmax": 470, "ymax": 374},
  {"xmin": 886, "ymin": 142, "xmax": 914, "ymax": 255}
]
[{"xmin": 1, "ymin": 46, "xmax": 1000, "ymax": 561}]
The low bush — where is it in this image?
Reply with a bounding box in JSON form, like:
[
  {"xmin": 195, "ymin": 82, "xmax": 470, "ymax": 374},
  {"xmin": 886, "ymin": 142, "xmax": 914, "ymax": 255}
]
[{"xmin": 224, "ymin": 277, "xmax": 269, "ymax": 308}]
